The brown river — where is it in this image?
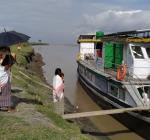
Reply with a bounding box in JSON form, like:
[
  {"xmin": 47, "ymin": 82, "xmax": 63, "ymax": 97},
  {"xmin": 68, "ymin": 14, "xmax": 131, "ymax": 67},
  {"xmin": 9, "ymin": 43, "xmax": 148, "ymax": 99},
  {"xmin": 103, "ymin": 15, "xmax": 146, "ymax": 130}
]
[{"xmin": 33, "ymin": 44, "xmax": 144, "ymax": 140}]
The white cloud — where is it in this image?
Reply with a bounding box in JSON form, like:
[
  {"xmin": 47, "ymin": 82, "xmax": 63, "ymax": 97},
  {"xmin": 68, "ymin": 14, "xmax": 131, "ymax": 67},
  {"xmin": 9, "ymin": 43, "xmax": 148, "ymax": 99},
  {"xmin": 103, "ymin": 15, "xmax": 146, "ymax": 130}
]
[
  {"xmin": 79, "ymin": 10, "xmax": 150, "ymax": 34},
  {"xmin": 114, "ymin": 10, "xmax": 142, "ymax": 15}
]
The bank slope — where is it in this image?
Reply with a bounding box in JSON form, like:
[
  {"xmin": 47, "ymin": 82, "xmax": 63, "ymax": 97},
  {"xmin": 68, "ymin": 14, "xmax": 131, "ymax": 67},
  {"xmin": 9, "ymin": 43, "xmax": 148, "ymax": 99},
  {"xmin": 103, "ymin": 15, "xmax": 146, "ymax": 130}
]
[{"xmin": 0, "ymin": 44, "xmax": 91, "ymax": 140}]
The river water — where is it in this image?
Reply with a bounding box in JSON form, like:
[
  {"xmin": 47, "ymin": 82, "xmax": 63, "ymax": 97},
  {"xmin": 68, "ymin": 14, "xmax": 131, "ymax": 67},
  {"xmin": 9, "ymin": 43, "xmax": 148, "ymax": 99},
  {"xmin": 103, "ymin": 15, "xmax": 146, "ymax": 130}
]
[{"xmin": 33, "ymin": 44, "xmax": 144, "ymax": 140}]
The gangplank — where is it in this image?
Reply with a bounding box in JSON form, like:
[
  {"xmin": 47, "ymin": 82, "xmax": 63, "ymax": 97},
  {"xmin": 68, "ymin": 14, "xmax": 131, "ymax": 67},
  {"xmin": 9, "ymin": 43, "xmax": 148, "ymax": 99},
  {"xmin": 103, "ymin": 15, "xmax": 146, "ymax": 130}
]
[{"xmin": 62, "ymin": 106, "xmax": 150, "ymax": 119}]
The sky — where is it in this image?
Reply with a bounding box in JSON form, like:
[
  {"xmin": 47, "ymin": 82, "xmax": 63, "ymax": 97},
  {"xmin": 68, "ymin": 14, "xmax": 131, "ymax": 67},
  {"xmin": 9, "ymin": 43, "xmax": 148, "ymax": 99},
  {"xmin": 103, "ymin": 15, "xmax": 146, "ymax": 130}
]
[{"xmin": 0, "ymin": 0, "xmax": 150, "ymax": 44}]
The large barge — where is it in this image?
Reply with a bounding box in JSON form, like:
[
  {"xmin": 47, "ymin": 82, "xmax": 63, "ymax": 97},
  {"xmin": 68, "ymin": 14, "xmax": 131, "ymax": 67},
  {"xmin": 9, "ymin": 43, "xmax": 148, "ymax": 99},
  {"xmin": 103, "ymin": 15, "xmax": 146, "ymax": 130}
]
[{"xmin": 77, "ymin": 30, "xmax": 150, "ymax": 123}]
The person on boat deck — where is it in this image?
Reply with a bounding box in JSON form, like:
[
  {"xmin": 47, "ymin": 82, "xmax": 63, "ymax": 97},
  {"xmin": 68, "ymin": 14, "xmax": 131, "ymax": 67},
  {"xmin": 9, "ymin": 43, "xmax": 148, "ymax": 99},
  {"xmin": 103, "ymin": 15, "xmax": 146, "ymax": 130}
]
[
  {"xmin": 52, "ymin": 68, "xmax": 64, "ymax": 115},
  {"xmin": 0, "ymin": 47, "xmax": 15, "ymax": 111},
  {"xmin": 96, "ymin": 42, "xmax": 102, "ymax": 58},
  {"xmin": 142, "ymin": 92, "xmax": 150, "ymax": 106}
]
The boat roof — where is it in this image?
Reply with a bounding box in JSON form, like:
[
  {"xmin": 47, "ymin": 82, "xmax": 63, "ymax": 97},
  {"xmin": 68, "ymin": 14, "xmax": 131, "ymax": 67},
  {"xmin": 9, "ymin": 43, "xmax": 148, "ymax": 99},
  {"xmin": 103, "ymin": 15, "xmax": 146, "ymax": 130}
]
[
  {"xmin": 78, "ymin": 29, "xmax": 150, "ymax": 44},
  {"xmin": 77, "ymin": 34, "xmax": 102, "ymax": 43}
]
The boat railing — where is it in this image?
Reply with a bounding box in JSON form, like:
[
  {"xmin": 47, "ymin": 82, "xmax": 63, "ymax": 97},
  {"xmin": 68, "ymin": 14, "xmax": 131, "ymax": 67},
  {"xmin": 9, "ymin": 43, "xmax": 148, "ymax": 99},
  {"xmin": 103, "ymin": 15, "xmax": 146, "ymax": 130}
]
[
  {"xmin": 81, "ymin": 59, "xmax": 118, "ymax": 78},
  {"xmin": 81, "ymin": 59, "xmax": 150, "ymax": 82},
  {"xmin": 126, "ymin": 66, "xmax": 150, "ymax": 83}
]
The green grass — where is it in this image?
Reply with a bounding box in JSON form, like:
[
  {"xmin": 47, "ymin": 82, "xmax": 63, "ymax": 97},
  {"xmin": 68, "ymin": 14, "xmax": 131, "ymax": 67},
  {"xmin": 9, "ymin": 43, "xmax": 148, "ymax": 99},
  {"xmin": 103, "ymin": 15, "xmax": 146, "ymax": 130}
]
[
  {"xmin": 37, "ymin": 105, "xmax": 89, "ymax": 140},
  {"xmin": 11, "ymin": 43, "xmax": 33, "ymax": 65},
  {"xmin": 0, "ymin": 115, "xmax": 88, "ymax": 140}
]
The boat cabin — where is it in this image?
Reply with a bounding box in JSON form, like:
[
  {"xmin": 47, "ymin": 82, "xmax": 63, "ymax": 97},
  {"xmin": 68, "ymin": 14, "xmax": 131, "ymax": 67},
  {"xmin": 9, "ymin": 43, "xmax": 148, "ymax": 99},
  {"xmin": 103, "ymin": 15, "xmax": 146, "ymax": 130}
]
[
  {"xmin": 77, "ymin": 30, "xmax": 150, "ymax": 80},
  {"xmin": 77, "ymin": 35, "xmax": 95, "ymax": 60}
]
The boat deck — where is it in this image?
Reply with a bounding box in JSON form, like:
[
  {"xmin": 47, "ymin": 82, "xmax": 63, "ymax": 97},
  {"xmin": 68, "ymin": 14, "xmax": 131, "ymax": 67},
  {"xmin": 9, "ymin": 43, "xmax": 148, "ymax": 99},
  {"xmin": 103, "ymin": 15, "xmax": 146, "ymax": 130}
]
[{"xmin": 79, "ymin": 60, "xmax": 150, "ymax": 86}]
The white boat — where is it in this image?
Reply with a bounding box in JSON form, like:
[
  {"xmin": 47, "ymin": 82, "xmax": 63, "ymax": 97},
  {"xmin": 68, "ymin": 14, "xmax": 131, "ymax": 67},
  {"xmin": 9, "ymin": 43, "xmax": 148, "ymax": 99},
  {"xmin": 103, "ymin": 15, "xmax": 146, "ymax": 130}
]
[{"xmin": 77, "ymin": 30, "xmax": 150, "ymax": 123}]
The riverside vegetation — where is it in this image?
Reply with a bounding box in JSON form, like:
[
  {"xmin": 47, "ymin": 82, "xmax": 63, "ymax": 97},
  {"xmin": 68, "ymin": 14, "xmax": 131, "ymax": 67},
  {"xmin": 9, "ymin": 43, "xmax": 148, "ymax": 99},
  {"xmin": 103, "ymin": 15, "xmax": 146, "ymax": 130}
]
[{"xmin": 0, "ymin": 44, "xmax": 91, "ymax": 140}]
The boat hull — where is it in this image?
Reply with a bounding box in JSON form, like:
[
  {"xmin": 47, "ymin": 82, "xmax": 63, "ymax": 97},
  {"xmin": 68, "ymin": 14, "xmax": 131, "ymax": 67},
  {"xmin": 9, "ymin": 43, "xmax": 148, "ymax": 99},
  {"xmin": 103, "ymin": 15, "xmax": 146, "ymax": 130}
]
[
  {"xmin": 78, "ymin": 73, "xmax": 150, "ymax": 139},
  {"xmin": 77, "ymin": 61, "xmax": 150, "ymax": 139}
]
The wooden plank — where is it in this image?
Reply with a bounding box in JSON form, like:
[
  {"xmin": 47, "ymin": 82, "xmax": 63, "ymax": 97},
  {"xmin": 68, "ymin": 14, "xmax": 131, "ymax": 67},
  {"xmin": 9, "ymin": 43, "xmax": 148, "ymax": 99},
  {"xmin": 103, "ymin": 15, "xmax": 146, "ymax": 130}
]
[{"xmin": 62, "ymin": 106, "xmax": 150, "ymax": 119}]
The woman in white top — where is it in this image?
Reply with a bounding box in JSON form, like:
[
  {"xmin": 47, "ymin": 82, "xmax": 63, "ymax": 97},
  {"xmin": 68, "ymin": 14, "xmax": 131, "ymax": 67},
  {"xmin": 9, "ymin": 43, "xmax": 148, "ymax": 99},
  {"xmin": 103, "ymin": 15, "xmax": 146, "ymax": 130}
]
[
  {"xmin": 52, "ymin": 68, "xmax": 64, "ymax": 115},
  {"xmin": 53, "ymin": 68, "xmax": 64, "ymax": 102},
  {"xmin": 0, "ymin": 50, "xmax": 12, "ymax": 111}
]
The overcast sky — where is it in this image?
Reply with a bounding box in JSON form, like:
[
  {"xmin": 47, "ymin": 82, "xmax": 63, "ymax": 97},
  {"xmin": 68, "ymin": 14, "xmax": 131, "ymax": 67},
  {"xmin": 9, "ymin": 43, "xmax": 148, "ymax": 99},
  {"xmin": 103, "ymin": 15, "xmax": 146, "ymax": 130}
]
[{"xmin": 0, "ymin": 0, "xmax": 150, "ymax": 44}]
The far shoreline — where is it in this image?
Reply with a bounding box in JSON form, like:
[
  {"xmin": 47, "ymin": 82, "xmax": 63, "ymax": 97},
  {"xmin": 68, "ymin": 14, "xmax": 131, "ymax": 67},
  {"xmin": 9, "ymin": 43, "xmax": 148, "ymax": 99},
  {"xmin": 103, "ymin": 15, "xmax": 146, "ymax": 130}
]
[{"xmin": 29, "ymin": 42, "xmax": 49, "ymax": 46}]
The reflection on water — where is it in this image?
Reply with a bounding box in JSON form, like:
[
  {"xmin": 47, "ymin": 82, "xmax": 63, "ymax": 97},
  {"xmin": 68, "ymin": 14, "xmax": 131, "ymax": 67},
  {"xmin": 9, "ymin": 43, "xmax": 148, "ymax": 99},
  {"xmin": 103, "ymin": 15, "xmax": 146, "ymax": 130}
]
[{"xmin": 33, "ymin": 45, "xmax": 144, "ymax": 140}]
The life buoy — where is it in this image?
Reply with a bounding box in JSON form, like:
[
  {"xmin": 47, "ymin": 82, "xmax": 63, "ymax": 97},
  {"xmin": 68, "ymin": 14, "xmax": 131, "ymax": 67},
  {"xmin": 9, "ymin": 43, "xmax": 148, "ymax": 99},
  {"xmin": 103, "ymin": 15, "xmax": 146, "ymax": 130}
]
[{"xmin": 116, "ymin": 64, "xmax": 127, "ymax": 81}]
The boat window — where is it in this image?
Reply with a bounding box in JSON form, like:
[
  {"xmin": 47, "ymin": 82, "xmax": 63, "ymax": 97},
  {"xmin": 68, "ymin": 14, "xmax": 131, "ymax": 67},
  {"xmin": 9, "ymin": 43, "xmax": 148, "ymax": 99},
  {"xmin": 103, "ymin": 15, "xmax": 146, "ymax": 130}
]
[
  {"xmin": 110, "ymin": 85, "xmax": 118, "ymax": 97},
  {"xmin": 88, "ymin": 72, "xmax": 92, "ymax": 81},
  {"xmin": 87, "ymin": 71, "xmax": 91, "ymax": 79},
  {"xmin": 79, "ymin": 66, "xmax": 83, "ymax": 74},
  {"xmin": 131, "ymin": 46, "xmax": 144, "ymax": 59},
  {"xmin": 119, "ymin": 89, "xmax": 125, "ymax": 101},
  {"xmin": 137, "ymin": 86, "xmax": 150, "ymax": 98},
  {"xmin": 145, "ymin": 47, "xmax": 150, "ymax": 58},
  {"xmin": 92, "ymin": 74, "xmax": 95, "ymax": 83},
  {"xmin": 84, "ymin": 69, "xmax": 86, "ymax": 76},
  {"xmin": 137, "ymin": 87, "xmax": 144, "ymax": 97},
  {"xmin": 95, "ymin": 77, "xmax": 102, "ymax": 87}
]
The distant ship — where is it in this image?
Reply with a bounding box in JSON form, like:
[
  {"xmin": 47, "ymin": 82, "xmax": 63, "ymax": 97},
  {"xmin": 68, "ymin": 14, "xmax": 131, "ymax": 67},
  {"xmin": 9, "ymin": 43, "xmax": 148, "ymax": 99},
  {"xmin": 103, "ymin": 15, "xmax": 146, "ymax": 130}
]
[{"xmin": 77, "ymin": 29, "xmax": 150, "ymax": 123}]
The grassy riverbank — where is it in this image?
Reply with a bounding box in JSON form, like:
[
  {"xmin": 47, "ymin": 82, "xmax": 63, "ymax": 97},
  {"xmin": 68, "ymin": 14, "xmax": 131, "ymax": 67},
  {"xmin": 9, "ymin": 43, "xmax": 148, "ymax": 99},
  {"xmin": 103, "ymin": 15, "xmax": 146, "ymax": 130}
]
[{"xmin": 0, "ymin": 44, "xmax": 91, "ymax": 140}]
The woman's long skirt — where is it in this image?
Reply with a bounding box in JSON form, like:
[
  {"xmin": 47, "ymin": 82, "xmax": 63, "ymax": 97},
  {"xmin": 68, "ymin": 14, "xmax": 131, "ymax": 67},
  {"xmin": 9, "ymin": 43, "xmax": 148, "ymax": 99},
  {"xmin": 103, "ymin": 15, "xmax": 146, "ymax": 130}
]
[
  {"xmin": 0, "ymin": 80, "xmax": 11, "ymax": 109},
  {"xmin": 54, "ymin": 97, "xmax": 64, "ymax": 115}
]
